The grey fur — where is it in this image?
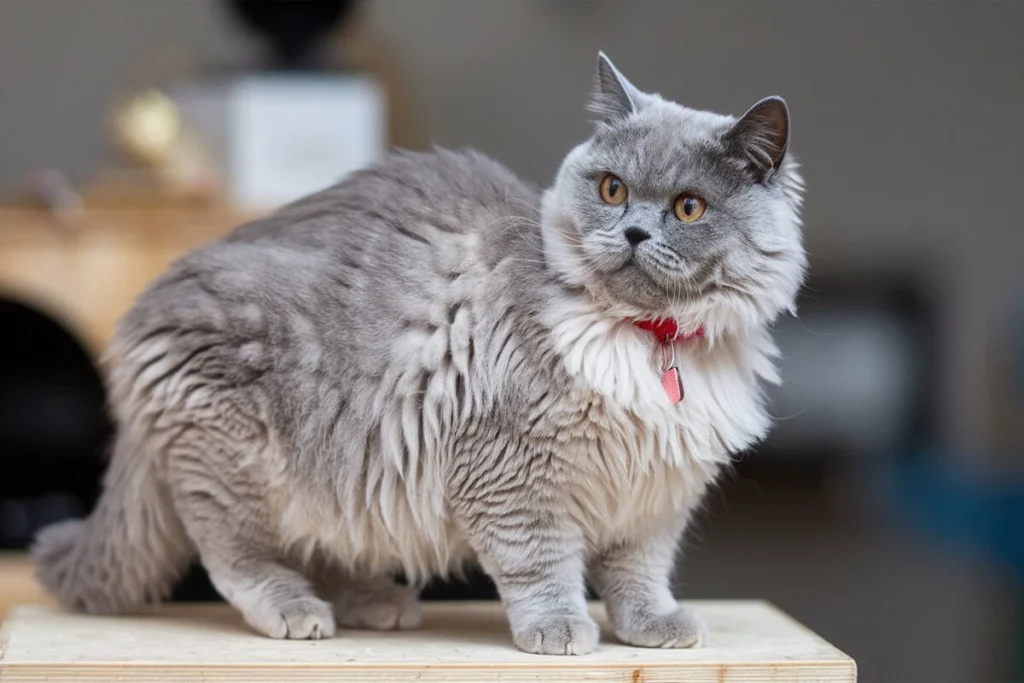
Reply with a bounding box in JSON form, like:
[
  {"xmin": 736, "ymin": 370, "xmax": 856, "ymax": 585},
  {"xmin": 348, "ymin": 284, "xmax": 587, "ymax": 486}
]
[{"xmin": 32, "ymin": 53, "xmax": 805, "ymax": 654}]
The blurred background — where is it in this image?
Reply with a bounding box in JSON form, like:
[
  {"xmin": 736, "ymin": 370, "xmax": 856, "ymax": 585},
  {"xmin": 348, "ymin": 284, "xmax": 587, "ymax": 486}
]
[{"xmin": 0, "ymin": 2, "xmax": 1021, "ymax": 681}]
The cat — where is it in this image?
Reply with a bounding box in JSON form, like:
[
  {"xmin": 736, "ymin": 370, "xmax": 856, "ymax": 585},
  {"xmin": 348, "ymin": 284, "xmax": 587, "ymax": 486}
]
[{"xmin": 32, "ymin": 52, "xmax": 805, "ymax": 655}]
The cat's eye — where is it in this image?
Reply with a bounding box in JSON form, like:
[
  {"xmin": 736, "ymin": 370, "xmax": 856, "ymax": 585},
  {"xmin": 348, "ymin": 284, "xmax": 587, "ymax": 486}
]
[
  {"xmin": 673, "ymin": 194, "xmax": 707, "ymax": 223},
  {"xmin": 599, "ymin": 174, "xmax": 628, "ymax": 206}
]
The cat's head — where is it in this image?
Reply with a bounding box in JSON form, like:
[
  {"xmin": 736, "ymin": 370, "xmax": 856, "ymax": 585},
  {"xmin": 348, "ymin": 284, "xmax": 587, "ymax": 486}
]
[{"xmin": 541, "ymin": 52, "xmax": 806, "ymax": 338}]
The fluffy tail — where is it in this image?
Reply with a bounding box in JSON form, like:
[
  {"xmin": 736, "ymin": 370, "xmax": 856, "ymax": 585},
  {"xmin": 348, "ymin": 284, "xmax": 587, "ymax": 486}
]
[{"xmin": 31, "ymin": 431, "xmax": 193, "ymax": 614}]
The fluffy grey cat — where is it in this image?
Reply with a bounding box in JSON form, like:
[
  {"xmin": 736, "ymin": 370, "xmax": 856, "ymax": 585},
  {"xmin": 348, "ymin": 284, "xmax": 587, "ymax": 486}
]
[{"xmin": 33, "ymin": 53, "xmax": 805, "ymax": 655}]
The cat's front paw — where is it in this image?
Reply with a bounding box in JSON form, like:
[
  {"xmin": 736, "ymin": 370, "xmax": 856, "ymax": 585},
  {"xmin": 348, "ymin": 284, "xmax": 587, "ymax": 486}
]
[
  {"xmin": 245, "ymin": 596, "xmax": 336, "ymax": 640},
  {"xmin": 613, "ymin": 606, "xmax": 705, "ymax": 649},
  {"xmin": 513, "ymin": 615, "xmax": 599, "ymax": 655}
]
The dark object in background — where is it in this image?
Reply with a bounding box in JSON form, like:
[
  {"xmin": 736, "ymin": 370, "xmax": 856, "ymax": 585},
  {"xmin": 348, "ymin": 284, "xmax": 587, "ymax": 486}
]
[
  {"xmin": 0, "ymin": 300, "xmax": 108, "ymax": 549},
  {"xmin": 225, "ymin": 0, "xmax": 360, "ymax": 70}
]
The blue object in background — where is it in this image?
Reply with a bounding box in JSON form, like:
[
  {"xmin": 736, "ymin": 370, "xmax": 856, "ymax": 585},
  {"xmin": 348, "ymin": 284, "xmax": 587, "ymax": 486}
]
[
  {"xmin": 890, "ymin": 452, "xmax": 1024, "ymax": 678},
  {"xmin": 891, "ymin": 290, "xmax": 1024, "ymax": 677},
  {"xmin": 891, "ymin": 455, "xmax": 1024, "ymax": 578}
]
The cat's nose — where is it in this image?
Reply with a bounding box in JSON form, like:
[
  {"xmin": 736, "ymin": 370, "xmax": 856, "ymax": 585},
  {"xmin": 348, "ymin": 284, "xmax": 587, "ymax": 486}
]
[{"xmin": 624, "ymin": 227, "xmax": 650, "ymax": 247}]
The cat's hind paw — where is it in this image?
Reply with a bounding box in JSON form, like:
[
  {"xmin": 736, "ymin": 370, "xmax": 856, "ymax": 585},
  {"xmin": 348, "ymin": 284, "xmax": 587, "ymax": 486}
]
[{"xmin": 333, "ymin": 578, "xmax": 422, "ymax": 630}]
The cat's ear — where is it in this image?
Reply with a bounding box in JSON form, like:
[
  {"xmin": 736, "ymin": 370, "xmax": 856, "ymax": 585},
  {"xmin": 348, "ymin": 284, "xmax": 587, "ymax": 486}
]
[
  {"xmin": 588, "ymin": 51, "xmax": 643, "ymax": 124},
  {"xmin": 724, "ymin": 96, "xmax": 790, "ymax": 181}
]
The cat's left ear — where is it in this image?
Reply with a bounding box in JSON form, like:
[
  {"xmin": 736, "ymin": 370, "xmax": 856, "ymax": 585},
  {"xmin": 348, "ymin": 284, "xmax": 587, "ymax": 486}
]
[
  {"xmin": 724, "ymin": 96, "xmax": 790, "ymax": 182},
  {"xmin": 588, "ymin": 51, "xmax": 644, "ymax": 124}
]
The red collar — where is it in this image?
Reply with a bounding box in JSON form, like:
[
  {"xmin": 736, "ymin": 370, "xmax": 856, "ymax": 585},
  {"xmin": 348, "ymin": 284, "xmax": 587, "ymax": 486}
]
[{"xmin": 633, "ymin": 318, "xmax": 705, "ymax": 345}]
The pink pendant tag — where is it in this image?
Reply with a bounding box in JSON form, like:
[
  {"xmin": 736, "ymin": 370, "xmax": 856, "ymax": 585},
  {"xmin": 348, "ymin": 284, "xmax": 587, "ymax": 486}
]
[{"xmin": 661, "ymin": 366, "xmax": 684, "ymax": 404}]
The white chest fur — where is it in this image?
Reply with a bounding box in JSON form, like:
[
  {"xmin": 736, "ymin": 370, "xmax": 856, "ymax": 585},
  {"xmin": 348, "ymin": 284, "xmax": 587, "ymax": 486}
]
[{"xmin": 544, "ymin": 299, "xmax": 779, "ymax": 542}]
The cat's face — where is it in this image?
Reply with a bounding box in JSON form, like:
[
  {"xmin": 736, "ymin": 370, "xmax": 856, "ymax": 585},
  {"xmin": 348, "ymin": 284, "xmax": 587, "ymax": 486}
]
[{"xmin": 542, "ymin": 53, "xmax": 806, "ymax": 336}]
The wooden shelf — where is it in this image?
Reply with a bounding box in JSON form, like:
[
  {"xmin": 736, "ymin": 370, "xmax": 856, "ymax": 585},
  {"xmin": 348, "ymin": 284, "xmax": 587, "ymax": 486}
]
[
  {"xmin": 0, "ymin": 554, "xmax": 53, "ymax": 623},
  {"xmin": 0, "ymin": 600, "xmax": 854, "ymax": 682},
  {"xmin": 0, "ymin": 207, "xmax": 252, "ymax": 354}
]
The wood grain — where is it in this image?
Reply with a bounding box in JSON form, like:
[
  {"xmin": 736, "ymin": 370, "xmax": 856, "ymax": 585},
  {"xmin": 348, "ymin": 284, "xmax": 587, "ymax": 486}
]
[
  {"xmin": 0, "ymin": 208, "xmax": 251, "ymax": 354},
  {"xmin": 0, "ymin": 601, "xmax": 855, "ymax": 682},
  {"xmin": 0, "ymin": 555, "xmax": 53, "ymax": 623}
]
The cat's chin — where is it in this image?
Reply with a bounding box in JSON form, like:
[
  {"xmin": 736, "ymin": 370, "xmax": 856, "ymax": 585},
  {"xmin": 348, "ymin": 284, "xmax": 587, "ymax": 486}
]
[
  {"xmin": 588, "ymin": 256, "xmax": 687, "ymax": 307},
  {"xmin": 579, "ymin": 262, "xmax": 766, "ymax": 338},
  {"xmin": 576, "ymin": 262, "xmax": 684, "ymax": 321}
]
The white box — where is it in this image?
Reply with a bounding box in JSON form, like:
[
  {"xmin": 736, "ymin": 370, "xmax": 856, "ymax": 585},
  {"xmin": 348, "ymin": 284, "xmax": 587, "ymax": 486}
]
[{"xmin": 169, "ymin": 73, "xmax": 386, "ymax": 210}]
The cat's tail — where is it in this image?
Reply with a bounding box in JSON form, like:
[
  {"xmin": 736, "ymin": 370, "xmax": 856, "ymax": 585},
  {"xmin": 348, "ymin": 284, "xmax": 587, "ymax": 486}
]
[{"xmin": 31, "ymin": 429, "xmax": 193, "ymax": 614}]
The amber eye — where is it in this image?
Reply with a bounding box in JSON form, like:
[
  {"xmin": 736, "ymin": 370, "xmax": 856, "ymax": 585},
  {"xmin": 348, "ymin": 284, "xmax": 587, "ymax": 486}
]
[
  {"xmin": 599, "ymin": 174, "xmax": 628, "ymax": 206},
  {"xmin": 673, "ymin": 194, "xmax": 707, "ymax": 223}
]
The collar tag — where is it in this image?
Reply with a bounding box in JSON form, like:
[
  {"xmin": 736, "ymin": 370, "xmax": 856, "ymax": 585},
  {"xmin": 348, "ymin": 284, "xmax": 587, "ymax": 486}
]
[
  {"xmin": 632, "ymin": 320, "xmax": 703, "ymax": 405},
  {"xmin": 660, "ymin": 341, "xmax": 684, "ymax": 404}
]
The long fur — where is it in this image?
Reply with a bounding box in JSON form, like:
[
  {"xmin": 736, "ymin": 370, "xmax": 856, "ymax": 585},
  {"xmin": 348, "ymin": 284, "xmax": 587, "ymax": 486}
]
[{"xmin": 32, "ymin": 54, "xmax": 805, "ymax": 653}]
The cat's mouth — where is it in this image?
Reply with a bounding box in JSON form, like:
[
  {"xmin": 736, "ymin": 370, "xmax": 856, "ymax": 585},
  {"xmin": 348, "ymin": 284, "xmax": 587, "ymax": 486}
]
[
  {"xmin": 581, "ymin": 250, "xmax": 681, "ymax": 311},
  {"xmin": 552, "ymin": 220, "xmax": 708, "ymax": 311},
  {"xmin": 585, "ymin": 247, "xmax": 723, "ymax": 314},
  {"xmin": 603, "ymin": 249, "xmax": 677, "ymax": 291}
]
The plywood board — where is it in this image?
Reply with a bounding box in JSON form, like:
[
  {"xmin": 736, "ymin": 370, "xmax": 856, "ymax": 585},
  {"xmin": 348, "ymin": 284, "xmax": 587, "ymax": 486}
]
[
  {"xmin": 0, "ymin": 601, "xmax": 854, "ymax": 682},
  {"xmin": 0, "ymin": 555, "xmax": 53, "ymax": 622},
  {"xmin": 0, "ymin": 208, "xmax": 246, "ymax": 353}
]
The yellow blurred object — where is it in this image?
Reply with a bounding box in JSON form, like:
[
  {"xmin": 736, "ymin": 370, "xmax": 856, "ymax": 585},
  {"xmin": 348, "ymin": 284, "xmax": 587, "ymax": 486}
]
[
  {"xmin": 109, "ymin": 88, "xmax": 220, "ymax": 203},
  {"xmin": 114, "ymin": 89, "xmax": 182, "ymax": 163}
]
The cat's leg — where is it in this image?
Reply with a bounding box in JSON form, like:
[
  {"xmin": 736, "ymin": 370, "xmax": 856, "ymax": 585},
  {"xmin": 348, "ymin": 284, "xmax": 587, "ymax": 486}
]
[
  {"xmin": 330, "ymin": 575, "xmax": 422, "ymax": 630},
  {"xmin": 455, "ymin": 478, "xmax": 597, "ymax": 654},
  {"xmin": 475, "ymin": 533, "xmax": 596, "ymax": 655},
  {"xmin": 167, "ymin": 427, "xmax": 335, "ymax": 640},
  {"xmin": 589, "ymin": 521, "xmax": 704, "ymax": 649}
]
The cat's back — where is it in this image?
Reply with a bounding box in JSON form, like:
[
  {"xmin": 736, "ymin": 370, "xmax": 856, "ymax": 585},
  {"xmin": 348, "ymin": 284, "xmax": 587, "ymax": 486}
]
[
  {"xmin": 110, "ymin": 148, "xmax": 544, "ymax": 432},
  {"xmin": 228, "ymin": 147, "xmax": 539, "ymax": 249},
  {"xmin": 120, "ymin": 148, "xmax": 540, "ymax": 337}
]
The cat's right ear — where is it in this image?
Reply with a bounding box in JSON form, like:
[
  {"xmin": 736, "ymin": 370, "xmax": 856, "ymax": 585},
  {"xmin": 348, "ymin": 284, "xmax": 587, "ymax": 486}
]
[
  {"xmin": 723, "ymin": 97, "xmax": 790, "ymax": 182},
  {"xmin": 588, "ymin": 52, "xmax": 642, "ymax": 124}
]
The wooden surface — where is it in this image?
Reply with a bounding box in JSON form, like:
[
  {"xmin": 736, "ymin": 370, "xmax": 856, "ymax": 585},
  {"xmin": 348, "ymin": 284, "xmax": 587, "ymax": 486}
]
[
  {"xmin": 0, "ymin": 208, "xmax": 250, "ymax": 354},
  {"xmin": 0, "ymin": 555, "xmax": 52, "ymax": 623},
  {"xmin": 0, "ymin": 601, "xmax": 855, "ymax": 682}
]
